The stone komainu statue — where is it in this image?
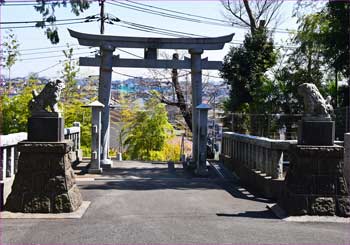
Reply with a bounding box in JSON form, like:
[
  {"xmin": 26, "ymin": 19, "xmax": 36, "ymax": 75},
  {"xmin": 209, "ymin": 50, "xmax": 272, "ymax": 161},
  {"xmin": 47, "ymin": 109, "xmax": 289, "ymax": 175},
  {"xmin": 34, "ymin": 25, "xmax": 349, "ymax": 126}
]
[
  {"xmin": 29, "ymin": 79, "xmax": 65, "ymax": 114},
  {"xmin": 297, "ymin": 83, "xmax": 333, "ymax": 118}
]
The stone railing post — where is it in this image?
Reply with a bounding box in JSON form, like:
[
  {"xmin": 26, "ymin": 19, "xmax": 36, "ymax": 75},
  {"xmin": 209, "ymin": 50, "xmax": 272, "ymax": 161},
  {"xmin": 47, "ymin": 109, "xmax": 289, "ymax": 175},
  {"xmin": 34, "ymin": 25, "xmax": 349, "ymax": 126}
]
[
  {"xmin": 73, "ymin": 121, "xmax": 81, "ymax": 150},
  {"xmin": 345, "ymin": 133, "xmax": 350, "ymax": 188},
  {"xmin": 1, "ymin": 148, "xmax": 7, "ymax": 181},
  {"xmin": 270, "ymin": 149, "xmax": 284, "ymax": 179},
  {"xmin": 6, "ymin": 147, "xmax": 14, "ymax": 178}
]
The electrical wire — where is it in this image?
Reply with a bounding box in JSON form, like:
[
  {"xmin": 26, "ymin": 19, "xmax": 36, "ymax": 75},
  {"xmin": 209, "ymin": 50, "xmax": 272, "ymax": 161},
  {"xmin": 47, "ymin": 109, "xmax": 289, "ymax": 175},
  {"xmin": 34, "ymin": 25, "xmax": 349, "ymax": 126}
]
[
  {"xmin": 116, "ymin": 48, "xmax": 143, "ymax": 59},
  {"xmin": 0, "ymin": 20, "xmax": 94, "ymax": 29},
  {"xmin": 0, "ymin": 17, "xmax": 88, "ymax": 25},
  {"xmin": 1, "ymin": 44, "xmax": 79, "ymax": 52},
  {"xmin": 107, "ymin": 0, "xmax": 294, "ymax": 34},
  {"xmin": 107, "ymin": 0, "xmax": 233, "ymax": 28},
  {"xmin": 18, "ymin": 47, "xmax": 92, "ymax": 56},
  {"xmin": 20, "ymin": 50, "xmax": 97, "ymax": 61},
  {"xmin": 126, "ymin": 0, "xmax": 232, "ymax": 25}
]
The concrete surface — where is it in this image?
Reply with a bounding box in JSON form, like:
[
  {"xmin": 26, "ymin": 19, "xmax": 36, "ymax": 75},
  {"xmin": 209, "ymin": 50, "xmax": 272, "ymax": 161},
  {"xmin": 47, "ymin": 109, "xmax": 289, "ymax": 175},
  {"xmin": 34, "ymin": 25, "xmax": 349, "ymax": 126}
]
[{"xmin": 1, "ymin": 161, "xmax": 350, "ymax": 244}]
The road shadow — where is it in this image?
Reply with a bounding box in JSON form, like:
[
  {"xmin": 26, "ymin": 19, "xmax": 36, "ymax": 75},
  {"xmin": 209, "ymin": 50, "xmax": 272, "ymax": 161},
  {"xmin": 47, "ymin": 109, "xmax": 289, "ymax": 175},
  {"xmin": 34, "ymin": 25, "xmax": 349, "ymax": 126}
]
[{"xmin": 216, "ymin": 210, "xmax": 276, "ymax": 219}]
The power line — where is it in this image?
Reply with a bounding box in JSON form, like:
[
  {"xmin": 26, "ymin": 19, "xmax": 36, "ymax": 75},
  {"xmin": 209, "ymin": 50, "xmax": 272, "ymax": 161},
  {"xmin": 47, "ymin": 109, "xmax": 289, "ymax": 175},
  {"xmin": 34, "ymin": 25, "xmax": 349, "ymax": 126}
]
[
  {"xmin": 116, "ymin": 48, "xmax": 143, "ymax": 59},
  {"xmin": 18, "ymin": 47, "xmax": 92, "ymax": 56},
  {"xmin": 107, "ymin": 0, "xmax": 232, "ymax": 29},
  {"xmin": 34, "ymin": 61, "xmax": 63, "ymax": 74},
  {"xmin": 121, "ymin": 21, "xmax": 204, "ymax": 37},
  {"xmin": 1, "ymin": 44, "xmax": 79, "ymax": 52},
  {"xmin": 126, "ymin": 0, "xmax": 232, "ymax": 25},
  {"xmin": 107, "ymin": 0, "xmax": 293, "ymax": 34},
  {"xmin": 20, "ymin": 50, "xmax": 97, "ymax": 61},
  {"xmin": 0, "ymin": 20, "xmax": 94, "ymax": 30},
  {"xmin": 0, "ymin": 17, "xmax": 88, "ymax": 25},
  {"xmin": 110, "ymin": 20, "xmax": 298, "ymax": 48}
]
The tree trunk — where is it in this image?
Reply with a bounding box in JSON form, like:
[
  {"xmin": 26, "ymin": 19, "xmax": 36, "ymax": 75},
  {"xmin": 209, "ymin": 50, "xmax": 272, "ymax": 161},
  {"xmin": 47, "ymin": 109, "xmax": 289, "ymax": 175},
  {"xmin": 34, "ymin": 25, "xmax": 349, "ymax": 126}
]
[
  {"xmin": 172, "ymin": 53, "xmax": 193, "ymax": 132},
  {"xmin": 243, "ymin": 0, "xmax": 257, "ymax": 33}
]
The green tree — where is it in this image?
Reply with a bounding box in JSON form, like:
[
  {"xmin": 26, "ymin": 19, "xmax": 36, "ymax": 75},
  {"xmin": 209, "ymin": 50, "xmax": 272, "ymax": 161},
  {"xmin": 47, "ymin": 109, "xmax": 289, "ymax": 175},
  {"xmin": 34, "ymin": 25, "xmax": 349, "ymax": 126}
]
[
  {"xmin": 59, "ymin": 46, "xmax": 93, "ymax": 156},
  {"xmin": 1, "ymin": 77, "xmax": 40, "ymax": 134},
  {"xmin": 33, "ymin": 0, "xmax": 91, "ymax": 44},
  {"xmin": 271, "ymin": 1, "xmax": 349, "ymax": 112},
  {"xmin": 63, "ymin": 99, "xmax": 92, "ymax": 156},
  {"xmin": 2, "ymin": 30, "xmax": 20, "ymax": 92},
  {"xmin": 294, "ymin": 1, "xmax": 349, "ymax": 78},
  {"xmin": 61, "ymin": 44, "xmax": 80, "ymax": 101},
  {"xmin": 123, "ymin": 95, "xmax": 174, "ymax": 160},
  {"xmin": 220, "ymin": 28, "xmax": 277, "ymax": 113}
]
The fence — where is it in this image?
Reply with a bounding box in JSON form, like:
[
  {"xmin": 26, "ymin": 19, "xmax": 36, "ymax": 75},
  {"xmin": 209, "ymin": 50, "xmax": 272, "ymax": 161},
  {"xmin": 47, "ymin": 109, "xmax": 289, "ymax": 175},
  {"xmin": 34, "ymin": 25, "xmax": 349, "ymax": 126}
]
[
  {"xmin": 0, "ymin": 123, "xmax": 82, "ymax": 209},
  {"xmin": 222, "ymin": 107, "xmax": 349, "ymax": 140}
]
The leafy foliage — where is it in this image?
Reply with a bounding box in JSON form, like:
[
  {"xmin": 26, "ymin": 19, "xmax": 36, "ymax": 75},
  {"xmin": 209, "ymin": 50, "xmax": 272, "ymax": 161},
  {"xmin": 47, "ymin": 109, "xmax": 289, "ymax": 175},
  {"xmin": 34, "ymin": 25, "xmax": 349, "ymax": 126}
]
[
  {"xmin": 61, "ymin": 44, "xmax": 80, "ymax": 102},
  {"xmin": 59, "ymin": 46, "xmax": 92, "ymax": 156},
  {"xmin": 271, "ymin": 1, "xmax": 349, "ymax": 112},
  {"xmin": 1, "ymin": 77, "xmax": 40, "ymax": 134},
  {"xmin": 295, "ymin": 2, "xmax": 349, "ymax": 78},
  {"xmin": 221, "ymin": 28, "xmax": 277, "ymax": 113},
  {"xmin": 123, "ymin": 95, "xmax": 174, "ymax": 161},
  {"xmin": 2, "ymin": 30, "xmax": 20, "ymax": 89},
  {"xmin": 33, "ymin": 0, "xmax": 90, "ymax": 44}
]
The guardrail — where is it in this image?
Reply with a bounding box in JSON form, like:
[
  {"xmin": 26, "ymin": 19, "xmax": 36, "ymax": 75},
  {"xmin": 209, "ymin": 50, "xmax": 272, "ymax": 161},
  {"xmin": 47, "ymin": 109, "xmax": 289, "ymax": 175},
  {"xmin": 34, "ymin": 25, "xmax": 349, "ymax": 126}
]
[{"xmin": 0, "ymin": 122, "xmax": 82, "ymax": 209}]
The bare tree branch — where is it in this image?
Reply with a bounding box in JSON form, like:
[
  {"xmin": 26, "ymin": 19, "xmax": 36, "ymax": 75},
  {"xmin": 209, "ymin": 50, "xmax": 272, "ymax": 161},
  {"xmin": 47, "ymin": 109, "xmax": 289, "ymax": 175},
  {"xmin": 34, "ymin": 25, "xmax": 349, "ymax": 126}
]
[{"xmin": 221, "ymin": 0, "xmax": 284, "ymax": 33}]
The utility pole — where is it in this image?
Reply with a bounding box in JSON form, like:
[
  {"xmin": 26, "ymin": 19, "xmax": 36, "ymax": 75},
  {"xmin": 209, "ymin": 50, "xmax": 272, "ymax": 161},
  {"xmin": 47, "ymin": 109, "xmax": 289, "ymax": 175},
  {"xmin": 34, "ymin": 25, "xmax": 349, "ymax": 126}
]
[{"xmin": 99, "ymin": 0, "xmax": 105, "ymax": 34}]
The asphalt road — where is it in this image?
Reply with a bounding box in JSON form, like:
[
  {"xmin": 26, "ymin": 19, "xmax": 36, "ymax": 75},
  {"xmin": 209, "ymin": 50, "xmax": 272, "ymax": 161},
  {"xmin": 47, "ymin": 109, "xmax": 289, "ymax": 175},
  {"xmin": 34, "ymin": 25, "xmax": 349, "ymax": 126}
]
[{"xmin": 2, "ymin": 161, "xmax": 350, "ymax": 244}]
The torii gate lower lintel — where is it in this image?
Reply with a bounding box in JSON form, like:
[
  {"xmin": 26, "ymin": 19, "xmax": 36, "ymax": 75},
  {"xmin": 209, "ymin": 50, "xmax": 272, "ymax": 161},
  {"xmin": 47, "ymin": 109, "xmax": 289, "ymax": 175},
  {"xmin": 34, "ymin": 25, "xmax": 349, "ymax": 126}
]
[{"xmin": 68, "ymin": 29, "xmax": 234, "ymax": 175}]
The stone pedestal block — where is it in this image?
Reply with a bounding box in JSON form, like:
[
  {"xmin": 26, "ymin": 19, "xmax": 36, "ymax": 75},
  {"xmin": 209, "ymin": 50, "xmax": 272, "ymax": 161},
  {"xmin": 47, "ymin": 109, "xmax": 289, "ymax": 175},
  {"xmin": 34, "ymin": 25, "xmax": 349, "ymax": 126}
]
[
  {"xmin": 4, "ymin": 140, "xmax": 83, "ymax": 213},
  {"xmin": 279, "ymin": 145, "xmax": 350, "ymax": 217},
  {"xmin": 28, "ymin": 117, "xmax": 64, "ymax": 142},
  {"xmin": 297, "ymin": 120, "xmax": 335, "ymax": 146}
]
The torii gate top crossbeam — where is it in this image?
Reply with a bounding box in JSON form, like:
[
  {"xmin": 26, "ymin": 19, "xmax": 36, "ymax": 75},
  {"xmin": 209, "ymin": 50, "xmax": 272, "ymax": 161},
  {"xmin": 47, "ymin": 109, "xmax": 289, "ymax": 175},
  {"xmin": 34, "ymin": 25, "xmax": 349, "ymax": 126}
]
[{"xmin": 68, "ymin": 29, "xmax": 234, "ymax": 50}]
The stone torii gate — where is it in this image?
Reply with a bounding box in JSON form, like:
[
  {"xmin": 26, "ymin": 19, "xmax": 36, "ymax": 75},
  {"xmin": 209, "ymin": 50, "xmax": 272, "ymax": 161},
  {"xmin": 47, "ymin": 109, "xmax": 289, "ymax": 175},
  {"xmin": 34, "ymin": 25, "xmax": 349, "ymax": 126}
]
[{"xmin": 69, "ymin": 29, "xmax": 234, "ymax": 174}]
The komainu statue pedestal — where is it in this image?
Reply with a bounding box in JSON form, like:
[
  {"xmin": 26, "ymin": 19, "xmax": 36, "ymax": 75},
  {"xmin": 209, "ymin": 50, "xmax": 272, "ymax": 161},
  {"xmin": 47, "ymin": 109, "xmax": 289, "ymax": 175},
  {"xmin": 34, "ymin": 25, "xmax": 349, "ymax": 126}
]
[
  {"xmin": 297, "ymin": 118, "xmax": 335, "ymax": 146},
  {"xmin": 278, "ymin": 83, "xmax": 349, "ymax": 217},
  {"xmin": 4, "ymin": 141, "xmax": 82, "ymax": 213},
  {"xmin": 279, "ymin": 145, "xmax": 350, "ymax": 217},
  {"xmin": 28, "ymin": 116, "xmax": 64, "ymax": 142}
]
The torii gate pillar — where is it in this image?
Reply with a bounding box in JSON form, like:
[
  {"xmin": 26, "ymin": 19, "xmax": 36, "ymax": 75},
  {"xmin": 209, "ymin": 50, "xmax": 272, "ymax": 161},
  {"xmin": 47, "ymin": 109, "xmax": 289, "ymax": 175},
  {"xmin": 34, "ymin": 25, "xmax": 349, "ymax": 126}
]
[
  {"xmin": 189, "ymin": 48, "xmax": 204, "ymax": 171},
  {"xmin": 99, "ymin": 45, "xmax": 115, "ymax": 168}
]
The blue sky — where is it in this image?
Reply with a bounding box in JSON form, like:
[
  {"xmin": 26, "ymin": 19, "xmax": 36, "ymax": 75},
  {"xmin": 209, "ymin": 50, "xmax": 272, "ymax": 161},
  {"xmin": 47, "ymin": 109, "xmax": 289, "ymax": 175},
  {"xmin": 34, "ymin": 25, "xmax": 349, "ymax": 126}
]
[{"xmin": 1, "ymin": 0, "xmax": 301, "ymax": 81}]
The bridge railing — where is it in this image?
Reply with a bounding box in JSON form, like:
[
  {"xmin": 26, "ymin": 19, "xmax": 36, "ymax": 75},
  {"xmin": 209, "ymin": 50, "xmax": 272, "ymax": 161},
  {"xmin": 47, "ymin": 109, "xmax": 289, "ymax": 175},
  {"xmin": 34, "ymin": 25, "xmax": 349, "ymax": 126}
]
[
  {"xmin": 221, "ymin": 132, "xmax": 294, "ymax": 179},
  {"xmin": 0, "ymin": 122, "xmax": 82, "ymax": 209}
]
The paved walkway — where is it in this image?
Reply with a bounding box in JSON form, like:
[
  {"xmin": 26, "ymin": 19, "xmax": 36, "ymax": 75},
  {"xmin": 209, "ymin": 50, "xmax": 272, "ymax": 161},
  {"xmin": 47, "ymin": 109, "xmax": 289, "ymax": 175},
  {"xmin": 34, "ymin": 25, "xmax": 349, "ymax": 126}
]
[{"xmin": 2, "ymin": 161, "xmax": 350, "ymax": 244}]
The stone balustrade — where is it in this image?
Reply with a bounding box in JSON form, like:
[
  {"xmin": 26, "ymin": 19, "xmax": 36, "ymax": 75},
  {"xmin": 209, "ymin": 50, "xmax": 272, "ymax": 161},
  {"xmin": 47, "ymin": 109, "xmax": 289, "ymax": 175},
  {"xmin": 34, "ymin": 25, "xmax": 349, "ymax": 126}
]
[
  {"xmin": 221, "ymin": 132, "xmax": 295, "ymax": 179},
  {"xmin": 221, "ymin": 132, "xmax": 346, "ymax": 200},
  {"xmin": 0, "ymin": 122, "xmax": 82, "ymax": 209},
  {"xmin": 221, "ymin": 132, "xmax": 297, "ymax": 199},
  {"xmin": 0, "ymin": 133, "xmax": 28, "ymax": 182}
]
